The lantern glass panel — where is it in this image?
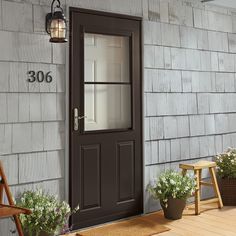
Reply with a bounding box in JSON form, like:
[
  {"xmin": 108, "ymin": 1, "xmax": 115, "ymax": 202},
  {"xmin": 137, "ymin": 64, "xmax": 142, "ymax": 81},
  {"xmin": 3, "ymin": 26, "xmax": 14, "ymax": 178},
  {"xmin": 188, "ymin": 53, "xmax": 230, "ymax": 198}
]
[{"xmin": 50, "ymin": 18, "xmax": 66, "ymax": 39}]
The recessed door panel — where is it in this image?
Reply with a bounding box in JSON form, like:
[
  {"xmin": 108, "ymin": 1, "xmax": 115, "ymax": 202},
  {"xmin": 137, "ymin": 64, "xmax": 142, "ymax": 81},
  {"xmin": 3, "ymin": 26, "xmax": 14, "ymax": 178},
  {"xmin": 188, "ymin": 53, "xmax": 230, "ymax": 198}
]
[
  {"xmin": 70, "ymin": 8, "xmax": 142, "ymax": 229},
  {"xmin": 117, "ymin": 141, "xmax": 135, "ymax": 203},
  {"xmin": 81, "ymin": 145, "xmax": 101, "ymax": 210}
]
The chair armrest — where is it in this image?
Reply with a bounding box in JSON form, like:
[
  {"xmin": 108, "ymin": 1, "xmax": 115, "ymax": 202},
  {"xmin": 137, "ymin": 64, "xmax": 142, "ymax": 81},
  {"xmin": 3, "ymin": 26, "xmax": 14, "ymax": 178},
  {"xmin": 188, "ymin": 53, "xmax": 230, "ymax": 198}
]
[{"xmin": 0, "ymin": 203, "xmax": 32, "ymax": 215}]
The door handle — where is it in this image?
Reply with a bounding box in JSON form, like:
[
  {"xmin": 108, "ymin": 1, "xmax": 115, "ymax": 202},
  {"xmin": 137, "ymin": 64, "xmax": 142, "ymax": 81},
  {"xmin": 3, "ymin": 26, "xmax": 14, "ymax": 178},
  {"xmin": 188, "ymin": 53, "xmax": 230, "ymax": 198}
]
[
  {"xmin": 73, "ymin": 108, "xmax": 87, "ymax": 131},
  {"xmin": 78, "ymin": 115, "xmax": 87, "ymax": 120},
  {"xmin": 74, "ymin": 108, "xmax": 79, "ymax": 131}
]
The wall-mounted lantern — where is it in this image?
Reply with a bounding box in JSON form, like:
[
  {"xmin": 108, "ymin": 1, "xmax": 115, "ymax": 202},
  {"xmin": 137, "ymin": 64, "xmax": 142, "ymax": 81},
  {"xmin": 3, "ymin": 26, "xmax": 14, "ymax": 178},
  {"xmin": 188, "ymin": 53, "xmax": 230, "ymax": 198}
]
[{"xmin": 45, "ymin": 0, "xmax": 67, "ymax": 43}]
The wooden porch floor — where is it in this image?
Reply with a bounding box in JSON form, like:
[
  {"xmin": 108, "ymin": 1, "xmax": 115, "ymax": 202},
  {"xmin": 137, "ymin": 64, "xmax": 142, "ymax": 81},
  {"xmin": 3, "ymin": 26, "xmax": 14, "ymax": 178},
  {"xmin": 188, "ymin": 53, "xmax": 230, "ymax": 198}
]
[
  {"xmin": 69, "ymin": 204, "xmax": 236, "ymax": 236},
  {"xmin": 159, "ymin": 204, "xmax": 236, "ymax": 236}
]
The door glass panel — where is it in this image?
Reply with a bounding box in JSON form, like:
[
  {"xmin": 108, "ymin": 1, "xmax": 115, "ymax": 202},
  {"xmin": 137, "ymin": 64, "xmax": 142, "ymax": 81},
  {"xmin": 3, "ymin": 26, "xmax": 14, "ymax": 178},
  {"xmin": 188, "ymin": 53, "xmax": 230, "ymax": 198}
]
[
  {"xmin": 84, "ymin": 33, "xmax": 132, "ymax": 132},
  {"xmin": 85, "ymin": 84, "xmax": 131, "ymax": 131},
  {"xmin": 84, "ymin": 33, "xmax": 130, "ymax": 83}
]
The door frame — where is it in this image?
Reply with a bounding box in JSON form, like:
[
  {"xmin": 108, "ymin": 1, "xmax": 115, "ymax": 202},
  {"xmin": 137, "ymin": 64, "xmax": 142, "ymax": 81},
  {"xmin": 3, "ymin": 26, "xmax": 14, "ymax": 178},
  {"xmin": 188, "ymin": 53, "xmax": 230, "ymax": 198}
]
[{"xmin": 68, "ymin": 7, "xmax": 144, "ymax": 227}]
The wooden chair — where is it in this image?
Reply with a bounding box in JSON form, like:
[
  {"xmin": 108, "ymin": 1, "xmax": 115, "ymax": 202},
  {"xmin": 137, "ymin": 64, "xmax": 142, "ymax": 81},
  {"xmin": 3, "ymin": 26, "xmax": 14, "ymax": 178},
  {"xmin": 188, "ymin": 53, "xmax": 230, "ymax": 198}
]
[
  {"xmin": 179, "ymin": 160, "xmax": 223, "ymax": 215},
  {"xmin": 0, "ymin": 161, "xmax": 31, "ymax": 236}
]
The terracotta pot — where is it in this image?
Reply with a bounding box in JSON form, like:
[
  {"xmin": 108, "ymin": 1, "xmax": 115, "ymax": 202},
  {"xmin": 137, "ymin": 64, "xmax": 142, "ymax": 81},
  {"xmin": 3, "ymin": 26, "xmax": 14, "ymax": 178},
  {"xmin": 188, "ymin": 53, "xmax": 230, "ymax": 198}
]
[
  {"xmin": 218, "ymin": 178, "xmax": 236, "ymax": 206},
  {"xmin": 161, "ymin": 198, "xmax": 186, "ymax": 220}
]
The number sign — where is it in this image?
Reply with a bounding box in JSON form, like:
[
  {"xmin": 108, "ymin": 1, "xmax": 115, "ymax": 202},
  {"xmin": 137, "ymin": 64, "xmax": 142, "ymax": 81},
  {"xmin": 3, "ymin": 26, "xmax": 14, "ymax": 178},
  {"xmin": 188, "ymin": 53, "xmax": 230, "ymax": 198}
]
[{"xmin": 28, "ymin": 71, "xmax": 53, "ymax": 83}]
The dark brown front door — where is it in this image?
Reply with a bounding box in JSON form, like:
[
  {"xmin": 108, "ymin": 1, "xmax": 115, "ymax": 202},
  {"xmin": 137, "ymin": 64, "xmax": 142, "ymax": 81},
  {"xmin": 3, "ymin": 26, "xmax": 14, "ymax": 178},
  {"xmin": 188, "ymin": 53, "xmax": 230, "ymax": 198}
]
[{"xmin": 69, "ymin": 8, "xmax": 142, "ymax": 229}]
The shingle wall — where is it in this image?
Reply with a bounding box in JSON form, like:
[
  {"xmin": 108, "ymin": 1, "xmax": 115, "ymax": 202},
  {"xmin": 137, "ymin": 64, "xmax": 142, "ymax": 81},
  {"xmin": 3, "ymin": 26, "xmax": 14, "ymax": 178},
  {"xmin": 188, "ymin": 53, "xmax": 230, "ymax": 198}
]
[
  {"xmin": 0, "ymin": 0, "xmax": 66, "ymax": 234},
  {"xmin": 0, "ymin": 0, "xmax": 66, "ymax": 192},
  {"xmin": 144, "ymin": 0, "xmax": 236, "ymax": 212},
  {"xmin": 0, "ymin": 0, "xmax": 236, "ymax": 234}
]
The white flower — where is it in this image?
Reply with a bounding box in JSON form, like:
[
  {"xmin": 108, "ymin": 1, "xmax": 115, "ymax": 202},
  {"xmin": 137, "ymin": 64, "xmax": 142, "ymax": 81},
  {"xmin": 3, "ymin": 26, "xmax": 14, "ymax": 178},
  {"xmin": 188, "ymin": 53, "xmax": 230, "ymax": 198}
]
[{"xmin": 162, "ymin": 177, "xmax": 166, "ymax": 182}]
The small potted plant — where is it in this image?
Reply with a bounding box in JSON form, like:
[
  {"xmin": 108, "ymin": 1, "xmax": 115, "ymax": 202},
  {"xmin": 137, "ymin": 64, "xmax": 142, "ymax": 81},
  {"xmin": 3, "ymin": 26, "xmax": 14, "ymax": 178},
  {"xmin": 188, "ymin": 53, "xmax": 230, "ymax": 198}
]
[
  {"xmin": 216, "ymin": 148, "xmax": 236, "ymax": 206},
  {"xmin": 148, "ymin": 170, "xmax": 196, "ymax": 220},
  {"xmin": 16, "ymin": 189, "xmax": 79, "ymax": 236}
]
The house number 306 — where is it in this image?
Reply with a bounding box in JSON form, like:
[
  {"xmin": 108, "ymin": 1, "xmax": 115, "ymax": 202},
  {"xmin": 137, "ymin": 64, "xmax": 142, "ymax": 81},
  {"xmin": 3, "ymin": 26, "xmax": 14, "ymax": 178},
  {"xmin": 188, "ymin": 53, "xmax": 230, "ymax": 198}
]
[{"xmin": 27, "ymin": 71, "xmax": 53, "ymax": 83}]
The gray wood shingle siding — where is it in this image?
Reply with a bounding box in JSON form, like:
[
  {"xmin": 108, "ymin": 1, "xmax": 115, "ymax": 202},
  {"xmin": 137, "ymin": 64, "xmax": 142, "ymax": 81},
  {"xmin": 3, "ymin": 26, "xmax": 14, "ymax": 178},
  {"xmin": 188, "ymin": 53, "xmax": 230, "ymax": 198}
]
[{"xmin": 1, "ymin": 0, "xmax": 236, "ymax": 233}]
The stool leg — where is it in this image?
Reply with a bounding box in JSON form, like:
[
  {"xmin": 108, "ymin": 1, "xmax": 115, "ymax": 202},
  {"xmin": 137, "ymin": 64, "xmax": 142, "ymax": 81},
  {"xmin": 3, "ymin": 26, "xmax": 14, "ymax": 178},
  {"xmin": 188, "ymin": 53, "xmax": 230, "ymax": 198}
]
[
  {"xmin": 182, "ymin": 169, "xmax": 187, "ymax": 176},
  {"xmin": 194, "ymin": 170, "xmax": 201, "ymax": 215},
  {"xmin": 199, "ymin": 169, "xmax": 202, "ymax": 200},
  {"xmin": 209, "ymin": 167, "xmax": 223, "ymax": 209}
]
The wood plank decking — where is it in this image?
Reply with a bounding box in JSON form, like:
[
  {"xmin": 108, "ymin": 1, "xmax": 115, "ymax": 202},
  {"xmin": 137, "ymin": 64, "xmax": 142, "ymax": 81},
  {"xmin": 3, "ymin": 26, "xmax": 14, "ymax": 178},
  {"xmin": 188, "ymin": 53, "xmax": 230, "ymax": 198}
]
[
  {"xmin": 159, "ymin": 204, "xmax": 236, "ymax": 236},
  {"xmin": 69, "ymin": 204, "xmax": 236, "ymax": 236}
]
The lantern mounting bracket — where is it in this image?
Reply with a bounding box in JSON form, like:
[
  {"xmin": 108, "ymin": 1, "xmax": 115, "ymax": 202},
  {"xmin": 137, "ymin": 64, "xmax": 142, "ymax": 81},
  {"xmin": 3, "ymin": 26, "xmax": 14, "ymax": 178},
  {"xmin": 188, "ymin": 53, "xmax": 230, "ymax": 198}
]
[{"xmin": 50, "ymin": 0, "xmax": 62, "ymax": 13}]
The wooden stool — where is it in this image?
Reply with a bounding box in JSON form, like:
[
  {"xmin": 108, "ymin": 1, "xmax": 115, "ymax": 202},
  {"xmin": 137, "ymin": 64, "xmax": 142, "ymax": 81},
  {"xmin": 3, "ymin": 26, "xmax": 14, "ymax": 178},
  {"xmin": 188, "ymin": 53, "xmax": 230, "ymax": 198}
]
[{"xmin": 179, "ymin": 161, "xmax": 223, "ymax": 215}]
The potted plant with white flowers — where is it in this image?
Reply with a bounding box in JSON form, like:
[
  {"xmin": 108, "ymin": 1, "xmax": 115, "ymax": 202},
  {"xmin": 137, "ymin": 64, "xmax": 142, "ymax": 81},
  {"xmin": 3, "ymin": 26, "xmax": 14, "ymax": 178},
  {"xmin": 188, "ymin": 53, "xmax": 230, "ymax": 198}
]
[
  {"xmin": 216, "ymin": 148, "xmax": 236, "ymax": 206},
  {"xmin": 16, "ymin": 190, "xmax": 79, "ymax": 236},
  {"xmin": 148, "ymin": 170, "xmax": 196, "ymax": 220}
]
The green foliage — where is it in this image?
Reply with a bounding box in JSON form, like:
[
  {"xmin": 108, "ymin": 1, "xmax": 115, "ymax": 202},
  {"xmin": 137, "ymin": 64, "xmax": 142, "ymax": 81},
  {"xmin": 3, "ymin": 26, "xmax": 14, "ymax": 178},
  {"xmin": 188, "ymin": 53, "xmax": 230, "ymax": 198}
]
[
  {"xmin": 16, "ymin": 190, "xmax": 79, "ymax": 236},
  {"xmin": 216, "ymin": 148, "xmax": 236, "ymax": 179},
  {"xmin": 148, "ymin": 170, "xmax": 196, "ymax": 205}
]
